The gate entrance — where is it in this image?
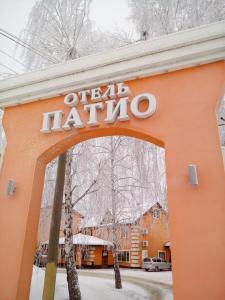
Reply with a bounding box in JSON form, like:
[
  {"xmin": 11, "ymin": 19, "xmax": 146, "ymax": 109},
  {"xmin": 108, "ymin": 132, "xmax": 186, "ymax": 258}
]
[{"xmin": 0, "ymin": 21, "xmax": 225, "ymax": 300}]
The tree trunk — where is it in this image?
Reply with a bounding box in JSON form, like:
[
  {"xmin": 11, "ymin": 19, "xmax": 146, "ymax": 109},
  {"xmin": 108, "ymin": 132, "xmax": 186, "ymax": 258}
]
[
  {"xmin": 112, "ymin": 241, "xmax": 122, "ymax": 289},
  {"xmin": 110, "ymin": 137, "xmax": 122, "ymax": 289},
  {"xmin": 64, "ymin": 149, "xmax": 81, "ymax": 300}
]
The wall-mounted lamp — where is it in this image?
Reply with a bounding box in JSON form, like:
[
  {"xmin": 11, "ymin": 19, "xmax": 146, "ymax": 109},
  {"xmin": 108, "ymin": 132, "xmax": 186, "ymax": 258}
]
[
  {"xmin": 6, "ymin": 179, "xmax": 16, "ymax": 196},
  {"xmin": 188, "ymin": 164, "xmax": 198, "ymax": 185}
]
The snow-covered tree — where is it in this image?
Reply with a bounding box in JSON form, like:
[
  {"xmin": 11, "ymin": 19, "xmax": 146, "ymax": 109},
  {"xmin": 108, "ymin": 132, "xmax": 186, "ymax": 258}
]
[
  {"xmin": 217, "ymin": 96, "xmax": 225, "ymax": 146},
  {"xmin": 20, "ymin": 0, "xmax": 94, "ymax": 70},
  {"xmin": 128, "ymin": 0, "xmax": 225, "ymax": 145},
  {"xmin": 128, "ymin": 0, "xmax": 225, "ymax": 40},
  {"xmin": 76, "ymin": 136, "xmax": 167, "ymax": 288},
  {"xmin": 20, "ymin": 1, "xmax": 96, "ymax": 299}
]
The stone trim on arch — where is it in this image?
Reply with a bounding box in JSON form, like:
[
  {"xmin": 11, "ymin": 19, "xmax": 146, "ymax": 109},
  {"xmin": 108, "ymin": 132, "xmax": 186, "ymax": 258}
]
[{"xmin": 0, "ymin": 21, "xmax": 225, "ymax": 108}]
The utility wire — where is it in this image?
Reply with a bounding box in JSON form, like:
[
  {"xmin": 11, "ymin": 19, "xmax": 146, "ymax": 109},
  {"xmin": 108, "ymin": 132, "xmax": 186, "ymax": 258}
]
[
  {"xmin": 0, "ymin": 31, "xmax": 49, "ymax": 63},
  {"xmin": 0, "ymin": 49, "xmax": 27, "ymax": 69},
  {"xmin": 0, "ymin": 72, "xmax": 15, "ymax": 76},
  {"xmin": 0, "ymin": 28, "xmax": 57, "ymax": 63},
  {"xmin": 0, "ymin": 28, "xmax": 57, "ymax": 64},
  {"xmin": 0, "ymin": 28, "xmax": 57, "ymax": 78},
  {"xmin": 0, "ymin": 62, "xmax": 18, "ymax": 74}
]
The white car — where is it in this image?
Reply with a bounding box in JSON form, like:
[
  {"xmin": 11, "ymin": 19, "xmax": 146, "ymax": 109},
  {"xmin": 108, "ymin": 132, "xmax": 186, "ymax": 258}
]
[{"xmin": 142, "ymin": 257, "xmax": 172, "ymax": 271}]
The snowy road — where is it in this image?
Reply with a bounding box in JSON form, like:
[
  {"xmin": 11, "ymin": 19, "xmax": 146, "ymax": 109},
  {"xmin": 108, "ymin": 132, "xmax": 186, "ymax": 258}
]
[
  {"xmin": 30, "ymin": 267, "xmax": 173, "ymax": 300},
  {"xmin": 76, "ymin": 270, "xmax": 173, "ymax": 300}
]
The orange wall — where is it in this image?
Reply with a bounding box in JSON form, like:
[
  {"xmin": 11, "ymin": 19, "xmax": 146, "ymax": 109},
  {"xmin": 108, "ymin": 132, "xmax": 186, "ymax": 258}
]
[
  {"xmin": 94, "ymin": 247, "xmax": 103, "ymax": 266},
  {"xmin": 108, "ymin": 251, "xmax": 114, "ymax": 266},
  {"xmin": 110, "ymin": 204, "xmax": 171, "ymax": 266},
  {"xmin": 137, "ymin": 205, "xmax": 170, "ymax": 261},
  {"xmin": 0, "ymin": 62, "xmax": 225, "ymax": 300},
  {"xmin": 80, "ymin": 246, "xmax": 113, "ymax": 267}
]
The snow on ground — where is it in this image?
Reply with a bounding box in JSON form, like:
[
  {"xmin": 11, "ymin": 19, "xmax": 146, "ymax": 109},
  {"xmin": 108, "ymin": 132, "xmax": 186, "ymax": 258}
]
[
  {"xmin": 30, "ymin": 266, "xmax": 149, "ymax": 300},
  {"xmin": 78, "ymin": 268, "xmax": 173, "ymax": 285}
]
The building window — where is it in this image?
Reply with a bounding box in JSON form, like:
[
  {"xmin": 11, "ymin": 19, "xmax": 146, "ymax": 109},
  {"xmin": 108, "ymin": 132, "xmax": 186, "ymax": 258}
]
[
  {"xmin": 153, "ymin": 209, "xmax": 160, "ymax": 219},
  {"xmin": 121, "ymin": 226, "xmax": 129, "ymax": 239},
  {"xmin": 142, "ymin": 228, "xmax": 148, "ymax": 235},
  {"xmin": 117, "ymin": 251, "xmax": 130, "ymax": 263},
  {"xmin": 158, "ymin": 251, "xmax": 166, "ymax": 261}
]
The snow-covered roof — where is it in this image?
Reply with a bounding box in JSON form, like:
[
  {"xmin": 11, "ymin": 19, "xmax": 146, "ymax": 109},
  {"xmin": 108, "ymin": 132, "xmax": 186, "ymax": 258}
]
[
  {"xmin": 101, "ymin": 202, "xmax": 164, "ymax": 226},
  {"xmin": 81, "ymin": 202, "xmax": 166, "ymax": 228},
  {"xmin": 57, "ymin": 233, "xmax": 112, "ymax": 246},
  {"xmin": 116, "ymin": 204, "xmax": 151, "ymax": 225}
]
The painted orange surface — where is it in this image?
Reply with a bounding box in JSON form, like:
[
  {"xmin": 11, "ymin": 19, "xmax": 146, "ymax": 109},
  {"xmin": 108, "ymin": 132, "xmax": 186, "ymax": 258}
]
[
  {"xmin": 91, "ymin": 203, "xmax": 171, "ymax": 267},
  {"xmin": 108, "ymin": 251, "xmax": 114, "ymax": 266},
  {"xmin": 80, "ymin": 246, "xmax": 112, "ymax": 267},
  {"xmin": 138, "ymin": 204, "xmax": 170, "ymax": 261},
  {"xmin": 94, "ymin": 247, "xmax": 103, "ymax": 266},
  {"xmin": 0, "ymin": 62, "xmax": 225, "ymax": 300}
]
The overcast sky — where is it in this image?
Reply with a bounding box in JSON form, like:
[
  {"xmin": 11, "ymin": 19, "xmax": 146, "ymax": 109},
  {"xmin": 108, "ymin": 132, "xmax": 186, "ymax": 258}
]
[{"xmin": 0, "ymin": 0, "xmax": 132, "ymax": 75}]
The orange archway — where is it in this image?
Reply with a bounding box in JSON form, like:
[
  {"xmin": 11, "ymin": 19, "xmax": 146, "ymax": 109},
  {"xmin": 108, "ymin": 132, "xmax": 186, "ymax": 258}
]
[{"xmin": 0, "ymin": 22, "xmax": 225, "ymax": 300}]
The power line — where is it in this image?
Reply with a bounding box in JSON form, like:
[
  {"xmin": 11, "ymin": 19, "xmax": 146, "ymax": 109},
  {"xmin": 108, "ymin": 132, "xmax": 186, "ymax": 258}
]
[
  {"xmin": 0, "ymin": 31, "xmax": 46, "ymax": 62},
  {"xmin": 0, "ymin": 28, "xmax": 57, "ymax": 63},
  {"xmin": 0, "ymin": 29, "xmax": 56, "ymax": 64},
  {"xmin": 0, "ymin": 72, "xmax": 15, "ymax": 76},
  {"xmin": 0, "ymin": 62, "xmax": 18, "ymax": 74},
  {"xmin": 0, "ymin": 28, "xmax": 58, "ymax": 64},
  {"xmin": 0, "ymin": 49, "xmax": 27, "ymax": 69}
]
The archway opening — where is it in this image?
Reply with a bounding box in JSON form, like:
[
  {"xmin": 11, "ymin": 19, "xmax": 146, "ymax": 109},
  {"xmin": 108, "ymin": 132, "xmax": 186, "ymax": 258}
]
[{"xmin": 30, "ymin": 135, "xmax": 173, "ymax": 299}]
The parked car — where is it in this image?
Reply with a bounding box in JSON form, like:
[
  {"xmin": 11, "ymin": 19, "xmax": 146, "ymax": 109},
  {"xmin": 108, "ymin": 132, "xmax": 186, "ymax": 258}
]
[{"xmin": 142, "ymin": 257, "xmax": 171, "ymax": 271}]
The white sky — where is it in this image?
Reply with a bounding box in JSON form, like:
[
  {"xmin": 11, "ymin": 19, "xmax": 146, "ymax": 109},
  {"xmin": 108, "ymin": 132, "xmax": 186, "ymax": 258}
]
[{"xmin": 0, "ymin": 0, "xmax": 132, "ymax": 75}]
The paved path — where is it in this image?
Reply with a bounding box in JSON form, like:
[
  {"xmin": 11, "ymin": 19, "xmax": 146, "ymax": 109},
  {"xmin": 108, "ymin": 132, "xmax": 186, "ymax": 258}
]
[{"xmin": 73, "ymin": 270, "xmax": 173, "ymax": 300}]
